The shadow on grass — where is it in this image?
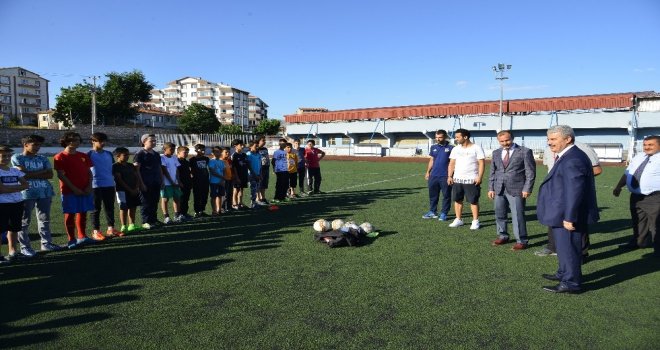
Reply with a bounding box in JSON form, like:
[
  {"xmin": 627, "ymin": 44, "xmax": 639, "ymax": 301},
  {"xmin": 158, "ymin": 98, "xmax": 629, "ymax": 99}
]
[
  {"xmin": 583, "ymin": 254, "xmax": 660, "ymax": 291},
  {"xmin": 0, "ymin": 187, "xmax": 415, "ymax": 347},
  {"xmin": 590, "ymin": 218, "xmax": 632, "ymax": 234}
]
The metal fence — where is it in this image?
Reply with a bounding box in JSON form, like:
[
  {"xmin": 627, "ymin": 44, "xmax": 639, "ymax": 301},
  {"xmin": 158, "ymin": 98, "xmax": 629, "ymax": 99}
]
[{"xmin": 155, "ymin": 133, "xmax": 256, "ymax": 148}]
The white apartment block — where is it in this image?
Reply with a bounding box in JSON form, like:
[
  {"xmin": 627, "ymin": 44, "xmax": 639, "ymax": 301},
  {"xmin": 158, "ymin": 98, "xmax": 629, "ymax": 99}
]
[
  {"xmin": 150, "ymin": 77, "xmax": 268, "ymax": 132},
  {"xmin": 248, "ymin": 96, "xmax": 268, "ymax": 130},
  {"xmin": 0, "ymin": 67, "xmax": 49, "ymax": 126}
]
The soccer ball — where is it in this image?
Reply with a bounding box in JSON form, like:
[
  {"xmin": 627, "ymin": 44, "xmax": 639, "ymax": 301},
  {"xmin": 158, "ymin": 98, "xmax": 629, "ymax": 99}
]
[
  {"xmin": 313, "ymin": 219, "xmax": 331, "ymax": 232},
  {"xmin": 331, "ymin": 219, "xmax": 345, "ymax": 230},
  {"xmin": 360, "ymin": 222, "xmax": 374, "ymax": 234},
  {"xmin": 343, "ymin": 222, "xmax": 360, "ymax": 232}
]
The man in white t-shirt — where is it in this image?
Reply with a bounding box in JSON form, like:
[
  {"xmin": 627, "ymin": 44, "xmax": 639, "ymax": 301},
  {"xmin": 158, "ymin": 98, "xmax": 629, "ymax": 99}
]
[{"xmin": 447, "ymin": 128, "xmax": 485, "ymax": 230}]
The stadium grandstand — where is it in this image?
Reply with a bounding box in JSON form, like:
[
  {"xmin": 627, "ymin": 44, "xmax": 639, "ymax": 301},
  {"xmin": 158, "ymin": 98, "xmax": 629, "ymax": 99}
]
[{"xmin": 284, "ymin": 91, "xmax": 660, "ymax": 162}]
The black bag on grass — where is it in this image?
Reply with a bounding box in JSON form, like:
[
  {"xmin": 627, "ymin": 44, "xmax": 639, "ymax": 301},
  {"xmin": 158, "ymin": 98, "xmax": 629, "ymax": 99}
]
[{"xmin": 314, "ymin": 228, "xmax": 365, "ymax": 248}]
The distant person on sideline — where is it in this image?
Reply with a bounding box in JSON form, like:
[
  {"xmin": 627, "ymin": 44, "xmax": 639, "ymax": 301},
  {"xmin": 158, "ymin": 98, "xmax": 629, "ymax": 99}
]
[
  {"xmin": 423, "ymin": 129, "xmax": 453, "ymax": 221},
  {"xmin": 447, "ymin": 128, "xmax": 485, "ymax": 230}
]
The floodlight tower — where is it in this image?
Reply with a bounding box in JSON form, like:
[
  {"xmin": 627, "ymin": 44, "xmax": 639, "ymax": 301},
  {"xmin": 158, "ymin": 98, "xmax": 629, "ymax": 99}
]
[{"xmin": 492, "ymin": 63, "xmax": 512, "ymax": 131}]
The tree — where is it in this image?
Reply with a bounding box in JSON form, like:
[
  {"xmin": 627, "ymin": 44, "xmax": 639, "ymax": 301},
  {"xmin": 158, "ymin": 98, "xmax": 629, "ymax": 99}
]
[
  {"xmin": 254, "ymin": 119, "xmax": 281, "ymax": 135},
  {"xmin": 218, "ymin": 124, "xmax": 243, "ymax": 134},
  {"xmin": 178, "ymin": 103, "xmax": 220, "ymax": 134},
  {"xmin": 98, "ymin": 70, "xmax": 154, "ymax": 125},
  {"xmin": 53, "ymin": 83, "xmax": 94, "ymax": 127},
  {"xmin": 53, "ymin": 70, "xmax": 153, "ymax": 127}
]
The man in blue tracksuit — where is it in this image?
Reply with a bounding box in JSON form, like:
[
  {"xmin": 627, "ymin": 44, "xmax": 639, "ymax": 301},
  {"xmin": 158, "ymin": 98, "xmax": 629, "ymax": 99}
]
[{"xmin": 423, "ymin": 129, "xmax": 454, "ymax": 221}]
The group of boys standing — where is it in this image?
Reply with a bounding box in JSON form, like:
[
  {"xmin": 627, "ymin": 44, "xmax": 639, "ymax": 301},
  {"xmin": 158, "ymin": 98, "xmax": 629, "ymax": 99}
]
[{"xmin": 0, "ymin": 132, "xmax": 326, "ymax": 264}]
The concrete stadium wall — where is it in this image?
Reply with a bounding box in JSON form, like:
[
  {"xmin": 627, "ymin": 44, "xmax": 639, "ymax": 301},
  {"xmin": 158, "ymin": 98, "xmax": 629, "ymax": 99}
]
[{"xmin": 0, "ymin": 125, "xmax": 180, "ymax": 147}]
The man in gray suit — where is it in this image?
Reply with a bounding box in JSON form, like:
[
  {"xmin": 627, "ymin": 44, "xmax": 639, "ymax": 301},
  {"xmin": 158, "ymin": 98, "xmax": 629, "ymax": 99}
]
[{"xmin": 488, "ymin": 130, "xmax": 536, "ymax": 250}]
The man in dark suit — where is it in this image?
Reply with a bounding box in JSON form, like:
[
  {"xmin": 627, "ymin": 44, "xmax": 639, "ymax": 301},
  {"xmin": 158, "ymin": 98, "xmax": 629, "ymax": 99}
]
[
  {"xmin": 537, "ymin": 125, "xmax": 599, "ymax": 293},
  {"xmin": 488, "ymin": 130, "xmax": 536, "ymax": 250}
]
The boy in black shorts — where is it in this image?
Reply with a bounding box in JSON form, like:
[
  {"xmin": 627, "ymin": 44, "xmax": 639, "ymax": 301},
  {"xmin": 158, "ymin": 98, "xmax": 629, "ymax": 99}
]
[
  {"xmin": 112, "ymin": 147, "xmax": 141, "ymax": 234},
  {"xmin": 0, "ymin": 145, "xmax": 29, "ymax": 263},
  {"xmin": 230, "ymin": 139, "xmax": 249, "ymax": 210}
]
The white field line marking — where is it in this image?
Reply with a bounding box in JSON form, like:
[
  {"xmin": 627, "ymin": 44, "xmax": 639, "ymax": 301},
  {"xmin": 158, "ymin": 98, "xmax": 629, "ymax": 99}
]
[{"xmin": 328, "ymin": 173, "xmax": 421, "ymax": 193}]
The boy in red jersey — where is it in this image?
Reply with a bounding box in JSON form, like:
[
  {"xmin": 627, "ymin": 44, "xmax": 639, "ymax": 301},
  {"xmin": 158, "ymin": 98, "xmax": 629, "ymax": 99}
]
[
  {"xmin": 53, "ymin": 132, "xmax": 98, "ymax": 249},
  {"xmin": 304, "ymin": 139, "xmax": 326, "ymax": 194}
]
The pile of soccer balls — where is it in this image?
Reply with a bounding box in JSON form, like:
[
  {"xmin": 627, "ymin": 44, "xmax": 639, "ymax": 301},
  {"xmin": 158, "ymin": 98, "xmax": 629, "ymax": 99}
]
[{"xmin": 313, "ymin": 218, "xmax": 379, "ymax": 238}]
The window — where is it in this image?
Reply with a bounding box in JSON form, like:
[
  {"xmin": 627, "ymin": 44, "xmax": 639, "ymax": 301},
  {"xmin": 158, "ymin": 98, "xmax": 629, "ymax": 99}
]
[
  {"xmin": 35, "ymin": 80, "xmax": 40, "ymax": 86},
  {"xmin": 0, "ymin": 76, "xmax": 9, "ymax": 84},
  {"xmin": 35, "ymin": 89, "xmax": 40, "ymax": 95},
  {"xmin": 191, "ymin": 84, "xmax": 197, "ymax": 88},
  {"xmin": 191, "ymin": 92, "xmax": 197, "ymax": 97},
  {"xmin": 181, "ymin": 93, "xmax": 187, "ymax": 97},
  {"xmin": 19, "ymin": 70, "xmax": 26, "ymax": 76}
]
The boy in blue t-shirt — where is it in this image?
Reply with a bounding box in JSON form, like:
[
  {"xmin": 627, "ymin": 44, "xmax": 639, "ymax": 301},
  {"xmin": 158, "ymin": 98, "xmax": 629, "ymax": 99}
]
[
  {"xmin": 11, "ymin": 134, "xmax": 62, "ymax": 255},
  {"xmin": 89, "ymin": 132, "xmax": 120, "ymax": 239},
  {"xmin": 271, "ymin": 139, "xmax": 289, "ymax": 202},
  {"xmin": 208, "ymin": 146, "xmax": 226, "ymax": 216},
  {"xmin": 246, "ymin": 140, "xmax": 263, "ymax": 208}
]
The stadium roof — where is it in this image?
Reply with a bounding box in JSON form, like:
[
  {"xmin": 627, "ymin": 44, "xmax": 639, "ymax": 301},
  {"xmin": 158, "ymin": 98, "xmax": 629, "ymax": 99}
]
[{"xmin": 284, "ymin": 92, "xmax": 655, "ymax": 123}]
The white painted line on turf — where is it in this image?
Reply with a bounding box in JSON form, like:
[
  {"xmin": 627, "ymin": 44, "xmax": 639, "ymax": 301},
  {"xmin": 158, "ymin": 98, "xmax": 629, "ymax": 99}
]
[{"xmin": 328, "ymin": 173, "xmax": 420, "ymax": 193}]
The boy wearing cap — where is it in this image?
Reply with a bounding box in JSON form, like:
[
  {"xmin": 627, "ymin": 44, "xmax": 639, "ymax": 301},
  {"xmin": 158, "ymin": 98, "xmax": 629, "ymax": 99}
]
[
  {"xmin": 190, "ymin": 144, "xmax": 210, "ymax": 217},
  {"xmin": 0, "ymin": 145, "xmax": 30, "ymax": 263},
  {"xmin": 134, "ymin": 134, "xmax": 163, "ymax": 229}
]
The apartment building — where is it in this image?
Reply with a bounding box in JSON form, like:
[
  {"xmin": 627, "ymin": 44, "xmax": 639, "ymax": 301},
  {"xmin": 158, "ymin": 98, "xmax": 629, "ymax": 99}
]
[
  {"xmin": 0, "ymin": 67, "xmax": 49, "ymax": 126},
  {"xmin": 248, "ymin": 96, "xmax": 268, "ymax": 130},
  {"xmin": 150, "ymin": 77, "xmax": 268, "ymax": 132}
]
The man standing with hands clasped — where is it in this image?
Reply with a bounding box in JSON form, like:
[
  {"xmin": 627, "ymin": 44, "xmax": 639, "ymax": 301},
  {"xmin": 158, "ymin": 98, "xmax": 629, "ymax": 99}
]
[
  {"xmin": 423, "ymin": 129, "xmax": 453, "ymax": 221},
  {"xmin": 488, "ymin": 130, "xmax": 536, "ymax": 250},
  {"xmin": 537, "ymin": 125, "xmax": 599, "ymax": 294},
  {"xmin": 613, "ymin": 135, "xmax": 659, "ymax": 257}
]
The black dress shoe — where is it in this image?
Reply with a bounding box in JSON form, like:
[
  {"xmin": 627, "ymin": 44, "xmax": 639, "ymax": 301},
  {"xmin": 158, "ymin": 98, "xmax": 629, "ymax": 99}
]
[
  {"xmin": 542, "ymin": 284, "xmax": 581, "ymax": 294},
  {"xmin": 542, "ymin": 273, "xmax": 560, "ymax": 281}
]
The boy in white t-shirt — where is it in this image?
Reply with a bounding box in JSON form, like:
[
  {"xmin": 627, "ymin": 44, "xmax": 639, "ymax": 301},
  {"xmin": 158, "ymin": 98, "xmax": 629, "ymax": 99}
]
[
  {"xmin": 0, "ymin": 145, "xmax": 29, "ymax": 264},
  {"xmin": 160, "ymin": 143, "xmax": 182, "ymax": 224},
  {"xmin": 447, "ymin": 128, "xmax": 485, "ymax": 230}
]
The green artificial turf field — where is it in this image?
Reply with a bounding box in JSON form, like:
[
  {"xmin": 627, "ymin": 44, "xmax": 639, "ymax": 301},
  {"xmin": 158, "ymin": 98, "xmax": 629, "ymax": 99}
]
[{"xmin": 1, "ymin": 160, "xmax": 658, "ymax": 349}]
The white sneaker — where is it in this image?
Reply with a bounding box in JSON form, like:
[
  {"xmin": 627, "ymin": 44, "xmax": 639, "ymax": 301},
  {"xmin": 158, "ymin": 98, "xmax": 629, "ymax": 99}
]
[
  {"xmin": 470, "ymin": 219, "xmax": 480, "ymax": 230},
  {"xmin": 20, "ymin": 246, "xmax": 37, "ymax": 258},
  {"xmin": 41, "ymin": 242, "xmax": 63, "ymax": 252},
  {"xmin": 448, "ymin": 218, "xmax": 464, "ymax": 228},
  {"xmin": 164, "ymin": 216, "xmax": 172, "ymax": 225}
]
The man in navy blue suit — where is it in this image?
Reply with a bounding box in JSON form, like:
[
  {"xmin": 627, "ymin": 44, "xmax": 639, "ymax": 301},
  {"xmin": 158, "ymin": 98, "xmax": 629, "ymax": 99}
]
[{"xmin": 537, "ymin": 125, "xmax": 599, "ymax": 293}]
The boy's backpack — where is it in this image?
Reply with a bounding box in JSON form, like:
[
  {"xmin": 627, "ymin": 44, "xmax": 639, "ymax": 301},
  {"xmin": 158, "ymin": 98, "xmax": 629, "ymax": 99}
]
[{"xmin": 314, "ymin": 227, "xmax": 365, "ymax": 248}]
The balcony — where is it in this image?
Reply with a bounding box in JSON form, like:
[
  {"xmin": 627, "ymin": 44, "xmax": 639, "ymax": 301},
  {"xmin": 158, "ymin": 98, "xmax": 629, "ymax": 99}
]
[
  {"xmin": 18, "ymin": 91, "xmax": 40, "ymax": 97},
  {"xmin": 18, "ymin": 81, "xmax": 40, "ymax": 88},
  {"xmin": 19, "ymin": 101, "xmax": 41, "ymax": 106}
]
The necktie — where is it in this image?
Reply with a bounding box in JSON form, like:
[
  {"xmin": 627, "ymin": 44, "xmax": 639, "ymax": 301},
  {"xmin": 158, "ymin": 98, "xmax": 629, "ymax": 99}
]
[
  {"xmin": 631, "ymin": 155, "xmax": 650, "ymax": 189},
  {"xmin": 503, "ymin": 149, "xmax": 510, "ymax": 168}
]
